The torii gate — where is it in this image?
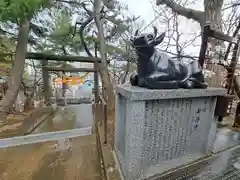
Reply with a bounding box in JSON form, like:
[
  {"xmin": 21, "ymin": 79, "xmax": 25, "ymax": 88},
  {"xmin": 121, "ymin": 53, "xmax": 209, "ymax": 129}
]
[{"xmin": 0, "ymin": 52, "xmax": 101, "ymax": 104}]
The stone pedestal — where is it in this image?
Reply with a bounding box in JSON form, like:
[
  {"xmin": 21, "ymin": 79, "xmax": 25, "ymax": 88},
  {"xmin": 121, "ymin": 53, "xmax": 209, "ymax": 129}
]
[{"xmin": 114, "ymin": 85, "xmax": 226, "ymax": 180}]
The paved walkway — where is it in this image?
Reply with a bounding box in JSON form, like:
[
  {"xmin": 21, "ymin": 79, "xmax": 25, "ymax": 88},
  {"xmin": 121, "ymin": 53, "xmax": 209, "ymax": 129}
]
[
  {"xmin": 32, "ymin": 105, "xmax": 93, "ymax": 134},
  {"xmin": 0, "ymin": 135, "xmax": 100, "ymax": 180},
  {"xmin": 0, "ymin": 103, "xmax": 100, "ymax": 180},
  {"xmin": 0, "ymin": 104, "xmax": 93, "ymax": 138}
]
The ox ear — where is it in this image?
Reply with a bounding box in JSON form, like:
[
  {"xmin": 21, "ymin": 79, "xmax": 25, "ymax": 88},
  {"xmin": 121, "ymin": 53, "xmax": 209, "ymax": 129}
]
[
  {"xmin": 153, "ymin": 26, "xmax": 157, "ymax": 38},
  {"xmin": 134, "ymin": 29, "xmax": 139, "ymax": 36},
  {"xmin": 151, "ymin": 32, "xmax": 165, "ymax": 46}
]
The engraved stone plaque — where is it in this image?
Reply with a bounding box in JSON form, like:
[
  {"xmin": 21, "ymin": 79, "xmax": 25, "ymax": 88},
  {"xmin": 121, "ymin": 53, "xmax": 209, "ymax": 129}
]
[{"xmin": 114, "ymin": 85, "xmax": 226, "ymax": 180}]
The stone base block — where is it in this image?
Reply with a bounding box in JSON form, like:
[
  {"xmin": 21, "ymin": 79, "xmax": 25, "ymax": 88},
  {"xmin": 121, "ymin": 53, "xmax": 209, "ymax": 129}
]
[{"xmin": 114, "ymin": 85, "xmax": 226, "ymax": 180}]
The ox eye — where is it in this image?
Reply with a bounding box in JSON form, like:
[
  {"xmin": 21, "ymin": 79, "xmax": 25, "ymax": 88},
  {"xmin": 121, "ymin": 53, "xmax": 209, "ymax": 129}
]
[{"xmin": 147, "ymin": 34, "xmax": 153, "ymax": 39}]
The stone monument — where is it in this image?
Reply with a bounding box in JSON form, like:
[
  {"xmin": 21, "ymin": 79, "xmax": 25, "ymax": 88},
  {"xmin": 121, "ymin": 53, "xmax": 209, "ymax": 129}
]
[
  {"xmin": 114, "ymin": 86, "xmax": 226, "ymax": 180},
  {"xmin": 114, "ymin": 28, "xmax": 226, "ymax": 180}
]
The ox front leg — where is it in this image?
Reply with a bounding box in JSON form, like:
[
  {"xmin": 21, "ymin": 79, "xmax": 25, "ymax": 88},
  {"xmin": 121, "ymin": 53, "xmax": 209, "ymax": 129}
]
[{"xmin": 130, "ymin": 73, "xmax": 138, "ymax": 86}]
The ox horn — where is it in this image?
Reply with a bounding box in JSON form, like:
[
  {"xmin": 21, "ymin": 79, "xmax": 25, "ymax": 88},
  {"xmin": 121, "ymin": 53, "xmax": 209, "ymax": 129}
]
[
  {"xmin": 134, "ymin": 29, "xmax": 139, "ymax": 36},
  {"xmin": 153, "ymin": 26, "xmax": 157, "ymax": 38}
]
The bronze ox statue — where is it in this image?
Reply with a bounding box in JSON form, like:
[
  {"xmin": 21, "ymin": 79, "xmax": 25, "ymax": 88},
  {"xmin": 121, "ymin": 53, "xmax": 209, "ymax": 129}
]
[{"xmin": 129, "ymin": 27, "xmax": 207, "ymax": 89}]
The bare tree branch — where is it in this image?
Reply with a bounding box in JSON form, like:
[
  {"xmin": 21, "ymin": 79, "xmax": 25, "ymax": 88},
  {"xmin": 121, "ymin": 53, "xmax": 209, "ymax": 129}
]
[
  {"xmin": 222, "ymin": 2, "xmax": 240, "ymax": 11},
  {"xmin": 156, "ymin": 0, "xmax": 204, "ymax": 24},
  {"xmin": 54, "ymin": 0, "xmax": 83, "ymax": 6},
  {"xmin": 78, "ymin": 15, "xmax": 94, "ymax": 57},
  {"xmin": 224, "ymin": 20, "xmax": 240, "ymax": 61},
  {"xmin": 73, "ymin": 2, "xmax": 105, "ymax": 57}
]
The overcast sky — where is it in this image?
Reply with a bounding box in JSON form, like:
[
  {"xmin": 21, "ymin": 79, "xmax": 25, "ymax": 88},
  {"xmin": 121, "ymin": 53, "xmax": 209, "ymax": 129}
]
[
  {"xmin": 120, "ymin": 0, "xmax": 155, "ymax": 23},
  {"xmin": 118, "ymin": 0, "xmax": 203, "ymax": 28},
  {"xmin": 119, "ymin": 0, "xmax": 202, "ymax": 56}
]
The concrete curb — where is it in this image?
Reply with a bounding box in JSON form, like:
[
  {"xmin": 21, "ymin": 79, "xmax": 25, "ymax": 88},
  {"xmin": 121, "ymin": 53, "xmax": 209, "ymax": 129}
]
[{"xmin": 0, "ymin": 127, "xmax": 92, "ymax": 148}]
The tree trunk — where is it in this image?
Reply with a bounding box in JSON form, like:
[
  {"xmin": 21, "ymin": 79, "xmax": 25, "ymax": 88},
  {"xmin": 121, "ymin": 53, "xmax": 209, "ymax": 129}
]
[
  {"xmin": 98, "ymin": 54, "xmax": 115, "ymax": 113},
  {"xmin": 94, "ymin": 0, "xmax": 115, "ymax": 113},
  {"xmin": 42, "ymin": 60, "xmax": 52, "ymax": 105},
  {"xmin": 0, "ymin": 19, "xmax": 30, "ymax": 122},
  {"xmin": 24, "ymin": 94, "xmax": 34, "ymax": 112},
  {"xmin": 204, "ymin": 0, "xmax": 223, "ymax": 30},
  {"xmin": 23, "ymin": 86, "xmax": 35, "ymax": 112},
  {"xmin": 204, "ymin": 0, "xmax": 224, "ymax": 87}
]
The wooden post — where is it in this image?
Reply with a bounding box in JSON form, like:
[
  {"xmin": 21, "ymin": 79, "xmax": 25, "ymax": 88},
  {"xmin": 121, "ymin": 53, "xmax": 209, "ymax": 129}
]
[
  {"xmin": 42, "ymin": 60, "xmax": 51, "ymax": 105},
  {"xmin": 94, "ymin": 62, "xmax": 99, "ymax": 103},
  {"xmin": 198, "ymin": 25, "xmax": 210, "ymax": 68}
]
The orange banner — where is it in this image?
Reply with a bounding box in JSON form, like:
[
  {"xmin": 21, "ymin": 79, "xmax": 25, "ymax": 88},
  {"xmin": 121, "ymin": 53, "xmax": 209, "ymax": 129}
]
[
  {"xmin": 54, "ymin": 77, "xmax": 84, "ymax": 85},
  {"xmin": 54, "ymin": 72, "xmax": 89, "ymax": 85}
]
